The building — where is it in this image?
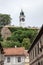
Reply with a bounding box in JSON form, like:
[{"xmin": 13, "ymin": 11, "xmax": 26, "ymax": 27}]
[
  {"xmin": 19, "ymin": 10, "xmax": 25, "ymax": 27},
  {"xmin": 25, "ymin": 50, "xmax": 29, "ymax": 65},
  {"xmin": 1, "ymin": 26, "xmax": 11, "ymax": 39},
  {"xmin": 0, "ymin": 43, "xmax": 4, "ymax": 65},
  {"xmin": 28, "ymin": 25, "xmax": 43, "ymax": 65},
  {"xmin": 4, "ymin": 47, "xmax": 28, "ymax": 65}
]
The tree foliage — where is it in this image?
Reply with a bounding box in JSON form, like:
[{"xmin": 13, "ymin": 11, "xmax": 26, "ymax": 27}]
[
  {"xmin": 0, "ymin": 14, "xmax": 11, "ymax": 26},
  {"xmin": 0, "ymin": 34, "xmax": 3, "ymax": 41},
  {"xmin": 22, "ymin": 38, "xmax": 31, "ymax": 49},
  {"xmin": 1, "ymin": 40, "xmax": 21, "ymax": 48},
  {"xmin": 0, "ymin": 27, "xmax": 38, "ymax": 49}
]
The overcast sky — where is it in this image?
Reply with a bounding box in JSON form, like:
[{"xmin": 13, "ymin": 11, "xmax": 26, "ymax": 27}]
[{"xmin": 0, "ymin": 0, "xmax": 43, "ymax": 27}]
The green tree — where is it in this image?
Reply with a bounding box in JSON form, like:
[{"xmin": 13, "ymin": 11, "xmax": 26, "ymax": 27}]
[
  {"xmin": 1, "ymin": 40, "xmax": 21, "ymax": 48},
  {"xmin": 0, "ymin": 34, "xmax": 3, "ymax": 41},
  {"xmin": 0, "ymin": 14, "xmax": 11, "ymax": 26},
  {"xmin": 22, "ymin": 38, "xmax": 31, "ymax": 49},
  {"xmin": 2, "ymin": 27, "xmax": 38, "ymax": 49}
]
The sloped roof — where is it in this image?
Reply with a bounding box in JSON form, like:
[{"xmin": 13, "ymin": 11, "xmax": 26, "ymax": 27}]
[{"xmin": 4, "ymin": 47, "xmax": 28, "ymax": 56}]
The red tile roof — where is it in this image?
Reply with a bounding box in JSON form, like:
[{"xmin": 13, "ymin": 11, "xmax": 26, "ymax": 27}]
[{"xmin": 4, "ymin": 47, "xmax": 28, "ymax": 56}]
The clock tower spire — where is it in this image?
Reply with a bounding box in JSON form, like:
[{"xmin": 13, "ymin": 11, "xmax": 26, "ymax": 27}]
[{"xmin": 19, "ymin": 9, "xmax": 25, "ymax": 27}]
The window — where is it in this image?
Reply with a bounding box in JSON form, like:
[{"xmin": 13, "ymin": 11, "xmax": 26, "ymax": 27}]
[
  {"xmin": 38, "ymin": 62, "xmax": 40, "ymax": 65},
  {"xmin": 35, "ymin": 47, "xmax": 37, "ymax": 57},
  {"xmin": 37, "ymin": 43, "xmax": 39, "ymax": 54},
  {"xmin": 7, "ymin": 57, "xmax": 10, "ymax": 63},
  {"xmin": 18, "ymin": 57, "xmax": 21, "ymax": 62},
  {"xmin": 41, "ymin": 61, "xmax": 43, "ymax": 65},
  {"xmin": 39, "ymin": 40, "xmax": 42, "ymax": 52},
  {"xmin": 31, "ymin": 52, "xmax": 32, "ymax": 60},
  {"xmin": 33, "ymin": 50, "xmax": 34, "ymax": 59}
]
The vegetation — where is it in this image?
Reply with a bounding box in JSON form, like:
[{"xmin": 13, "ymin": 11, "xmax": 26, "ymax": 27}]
[
  {"xmin": 0, "ymin": 14, "xmax": 11, "ymax": 26},
  {"xmin": 0, "ymin": 27, "xmax": 38, "ymax": 49},
  {"xmin": 0, "ymin": 13, "xmax": 38, "ymax": 49}
]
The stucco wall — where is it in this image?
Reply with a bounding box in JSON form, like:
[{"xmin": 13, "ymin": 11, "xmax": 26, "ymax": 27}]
[{"xmin": 4, "ymin": 56, "xmax": 25, "ymax": 65}]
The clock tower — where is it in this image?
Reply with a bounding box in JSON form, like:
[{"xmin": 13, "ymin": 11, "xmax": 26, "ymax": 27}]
[{"xmin": 19, "ymin": 10, "xmax": 25, "ymax": 27}]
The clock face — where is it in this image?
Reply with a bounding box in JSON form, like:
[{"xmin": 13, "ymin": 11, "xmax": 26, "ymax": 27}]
[
  {"xmin": 20, "ymin": 18, "xmax": 25, "ymax": 22},
  {"xmin": 22, "ymin": 18, "xmax": 25, "ymax": 21}
]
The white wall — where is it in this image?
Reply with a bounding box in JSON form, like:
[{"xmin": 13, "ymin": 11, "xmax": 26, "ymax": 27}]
[
  {"xmin": 4, "ymin": 56, "xmax": 25, "ymax": 65},
  {"xmin": 25, "ymin": 56, "xmax": 29, "ymax": 63}
]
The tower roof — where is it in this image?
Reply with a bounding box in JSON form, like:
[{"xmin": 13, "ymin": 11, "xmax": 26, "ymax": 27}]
[{"xmin": 20, "ymin": 10, "xmax": 24, "ymax": 16}]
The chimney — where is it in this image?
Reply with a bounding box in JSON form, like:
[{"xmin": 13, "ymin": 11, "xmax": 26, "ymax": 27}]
[{"xmin": 15, "ymin": 45, "xmax": 17, "ymax": 48}]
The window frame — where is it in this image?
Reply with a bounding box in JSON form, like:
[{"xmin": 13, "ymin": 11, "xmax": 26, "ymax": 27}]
[
  {"xmin": 18, "ymin": 57, "xmax": 21, "ymax": 62},
  {"xmin": 7, "ymin": 57, "xmax": 10, "ymax": 63}
]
